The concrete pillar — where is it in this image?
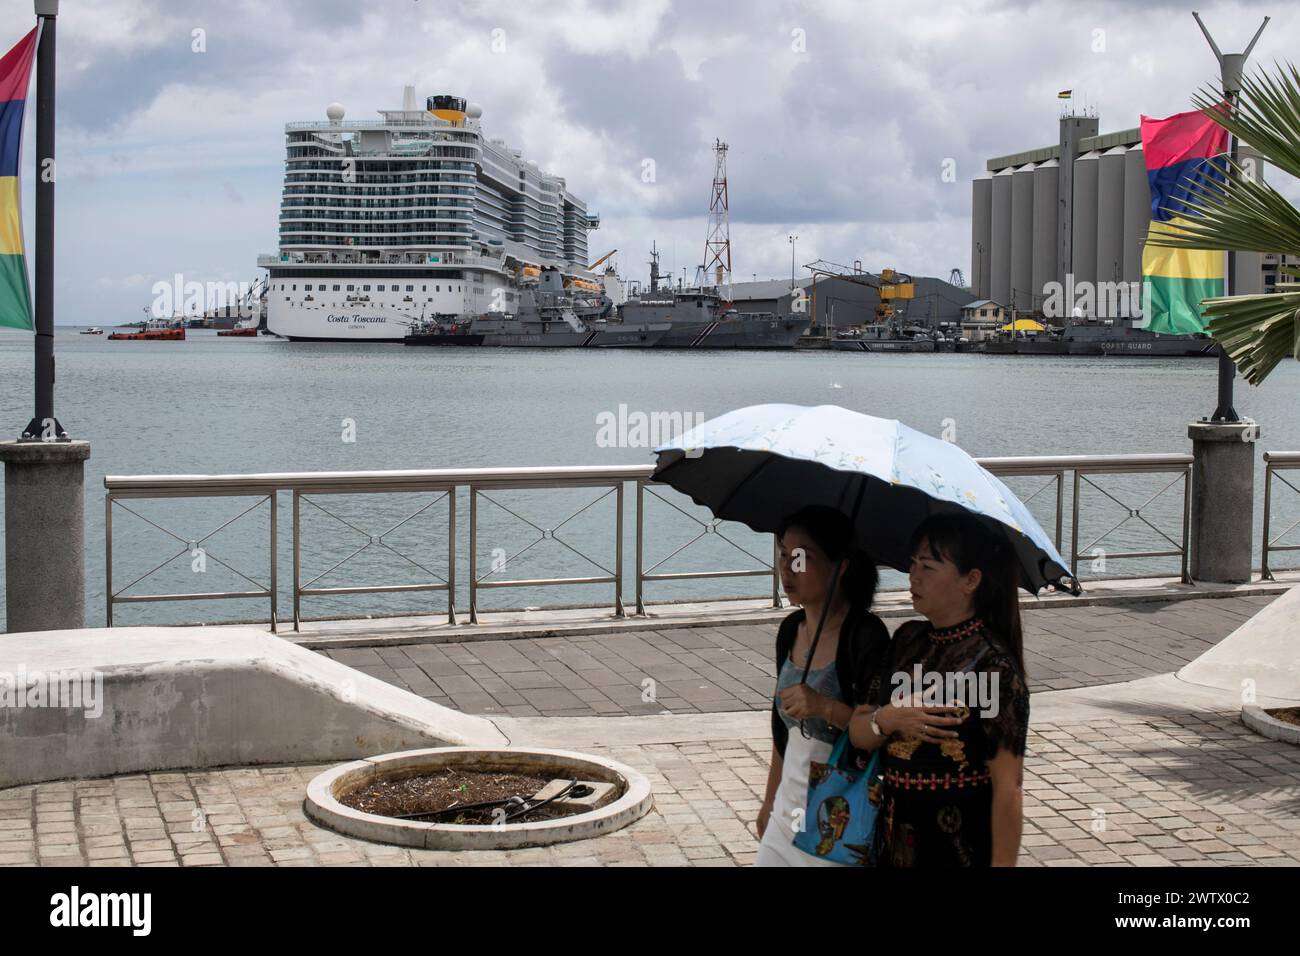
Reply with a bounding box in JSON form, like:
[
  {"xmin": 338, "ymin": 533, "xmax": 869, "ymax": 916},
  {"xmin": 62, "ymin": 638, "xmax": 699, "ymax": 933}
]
[
  {"xmin": 0, "ymin": 440, "xmax": 90, "ymax": 632},
  {"xmin": 1187, "ymin": 422, "xmax": 1256, "ymax": 583}
]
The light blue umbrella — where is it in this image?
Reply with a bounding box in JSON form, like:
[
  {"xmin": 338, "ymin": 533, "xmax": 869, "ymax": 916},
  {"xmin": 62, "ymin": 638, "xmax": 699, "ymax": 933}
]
[{"xmin": 653, "ymin": 403, "xmax": 1078, "ymax": 595}]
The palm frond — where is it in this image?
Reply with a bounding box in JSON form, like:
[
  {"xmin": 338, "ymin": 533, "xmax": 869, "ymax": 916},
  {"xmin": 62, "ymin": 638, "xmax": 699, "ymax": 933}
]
[
  {"xmin": 1201, "ymin": 289, "xmax": 1300, "ymax": 386},
  {"xmin": 1190, "ymin": 63, "xmax": 1300, "ymax": 182},
  {"xmin": 1144, "ymin": 161, "xmax": 1300, "ymax": 255}
]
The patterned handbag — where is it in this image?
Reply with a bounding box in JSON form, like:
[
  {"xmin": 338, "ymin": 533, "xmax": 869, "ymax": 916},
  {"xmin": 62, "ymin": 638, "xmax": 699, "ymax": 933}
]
[{"xmin": 793, "ymin": 733, "xmax": 881, "ymax": 865}]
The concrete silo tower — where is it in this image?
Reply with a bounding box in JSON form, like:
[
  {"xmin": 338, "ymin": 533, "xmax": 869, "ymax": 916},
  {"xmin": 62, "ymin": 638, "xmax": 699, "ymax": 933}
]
[
  {"xmin": 1096, "ymin": 145, "xmax": 1127, "ymax": 289},
  {"xmin": 1011, "ymin": 163, "xmax": 1036, "ymax": 312},
  {"xmin": 990, "ymin": 167, "xmax": 1014, "ymax": 308},
  {"xmin": 971, "ymin": 172, "xmax": 992, "ymax": 299},
  {"xmin": 1122, "ymin": 145, "xmax": 1150, "ymax": 285},
  {"xmin": 1070, "ymin": 150, "xmax": 1100, "ymax": 300},
  {"xmin": 1031, "ymin": 158, "xmax": 1059, "ymax": 318}
]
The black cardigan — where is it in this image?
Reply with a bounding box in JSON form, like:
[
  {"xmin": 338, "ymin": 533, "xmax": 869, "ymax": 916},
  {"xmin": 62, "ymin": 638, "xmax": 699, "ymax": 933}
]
[{"xmin": 770, "ymin": 605, "xmax": 891, "ymax": 760}]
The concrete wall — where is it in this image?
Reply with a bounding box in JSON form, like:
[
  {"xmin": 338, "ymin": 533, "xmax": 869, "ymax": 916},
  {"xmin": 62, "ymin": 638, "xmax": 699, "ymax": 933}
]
[{"xmin": 0, "ymin": 626, "xmax": 507, "ymax": 789}]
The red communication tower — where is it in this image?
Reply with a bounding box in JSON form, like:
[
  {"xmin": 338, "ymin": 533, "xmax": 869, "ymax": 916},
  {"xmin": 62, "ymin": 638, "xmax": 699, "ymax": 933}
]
[{"xmin": 703, "ymin": 139, "xmax": 732, "ymax": 302}]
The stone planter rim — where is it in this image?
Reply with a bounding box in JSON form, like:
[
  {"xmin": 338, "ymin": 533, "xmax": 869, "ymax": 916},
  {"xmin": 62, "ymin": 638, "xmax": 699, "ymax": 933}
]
[{"xmin": 305, "ymin": 746, "xmax": 653, "ymax": 850}]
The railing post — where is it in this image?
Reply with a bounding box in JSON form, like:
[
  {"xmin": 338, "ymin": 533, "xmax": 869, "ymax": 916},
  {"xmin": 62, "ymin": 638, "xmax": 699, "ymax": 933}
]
[
  {"xmin": 292, "ymin": 490, "xmax": 301, "ymax": 631},
  {"xmin": 469, "ymin": 484, "xmax": 478, "ymax": 624},
  {"xmin": 1070, "ymin": 469, "xmax": 1081, "ymax": 580},
  {"xmin": 269, "ymin": 492, "xmax": 278, "ymax": 632},
  {"xmin": 448, "ymin": 487, "xmax": 457, "ymax": 624},
  {"xmin": 1181, "ymin": 464, "xmax": 1192, "ymax": 585},
  {"xmin": 1260, "ymin": 456, "xmax": 1273, "ymax": 581},
  {"xmin": 1054, "ymin": 471, "xmax": 1064, "ymax": 553},
  {"xmin": 772, "ymin": 535, "xmax": 782, "ymax": 609},
  {"xmin": 104, "ymin": 493, "xmax": 113, "ymax": 627},
  {"xmin": 635, "ymin": 479, "xmax": 645, "ymax": 616},
  {"xmin": 615, "ymin": 481, "xmax": 625, "ymax": 617}
]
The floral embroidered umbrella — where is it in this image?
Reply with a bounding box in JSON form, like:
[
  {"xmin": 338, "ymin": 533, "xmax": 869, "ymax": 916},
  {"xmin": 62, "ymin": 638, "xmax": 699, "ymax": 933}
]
[{"xmin": 652, "ymin": 403, "xmax": 1079, "ymax": 596}]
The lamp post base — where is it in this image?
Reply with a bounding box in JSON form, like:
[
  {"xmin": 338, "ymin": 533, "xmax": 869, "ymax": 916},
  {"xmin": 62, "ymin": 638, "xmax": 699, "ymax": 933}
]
[
  {"xmin": 0, "ymin": 439, "xmax": 89, "ymax": 633},
  {"xmin": 1187, "ymin": 421, "xmax": 1256, "ymax": 584}
]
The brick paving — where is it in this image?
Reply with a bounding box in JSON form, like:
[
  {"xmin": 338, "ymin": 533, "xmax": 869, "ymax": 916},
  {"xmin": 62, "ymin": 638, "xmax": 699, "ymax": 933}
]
[
  {"xmin": 317, "ymin": 595, "xmax": 1278, "ymax": 718},
  {"xmin": 2, "ymin": 707, "xmax": 1297, "ymax": 867}
]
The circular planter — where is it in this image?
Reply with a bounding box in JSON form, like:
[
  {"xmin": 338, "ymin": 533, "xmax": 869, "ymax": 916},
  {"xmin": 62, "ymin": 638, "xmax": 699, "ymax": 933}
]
[
  {"xmin": 1242, "ymin": 705, "xmax": 1300, "ymax": 746},
  {"xmin": 305, "ymin": 747, "xmax": 653, "ymax": 850}
]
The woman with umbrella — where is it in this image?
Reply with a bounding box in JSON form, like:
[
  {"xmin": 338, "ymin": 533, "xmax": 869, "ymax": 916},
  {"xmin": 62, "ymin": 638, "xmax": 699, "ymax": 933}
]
[
  {"xmin": 754, "ymin": 506, "xmax": 890, "ymax": 866},
  {"xmin": 848, "ymin": 512, "xmax": 1029, "ymax": 867},
  {"xmin": 653, "ymin": 403, "xmax": 1075, "ymax": 868}
]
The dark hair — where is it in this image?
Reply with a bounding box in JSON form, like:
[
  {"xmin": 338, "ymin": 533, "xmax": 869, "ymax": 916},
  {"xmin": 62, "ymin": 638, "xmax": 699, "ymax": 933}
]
[
  {"xmin": 778, "ymin": 506, "xmax": 879, "ymax": 613},
  {"xmin": 910, "ymin": 512, "xmax": 1025, "ymax": 674}
]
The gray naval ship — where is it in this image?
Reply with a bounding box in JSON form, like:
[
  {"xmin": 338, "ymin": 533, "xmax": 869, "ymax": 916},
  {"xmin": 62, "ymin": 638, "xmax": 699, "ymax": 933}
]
[
  {"xmin": 982, "ymin": 317, "xmax": 1217, "ymax": 357},
  {"xmin": 471, "ymin": 267, "xmax": 670, "ymax": 347},
  {"xmin": 617, "ymin": 248, "xmax": 810, "ymax": 349}
]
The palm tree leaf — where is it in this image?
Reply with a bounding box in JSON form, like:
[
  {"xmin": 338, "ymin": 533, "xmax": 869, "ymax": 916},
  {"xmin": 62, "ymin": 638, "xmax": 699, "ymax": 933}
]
[
  {"xmin": 1190, "ymin": 64, "xmax": 1300, "ymax": 182},
  {"xmin": 1201, "ymin": 290, "xmax": 1300, "ymax": 385}
]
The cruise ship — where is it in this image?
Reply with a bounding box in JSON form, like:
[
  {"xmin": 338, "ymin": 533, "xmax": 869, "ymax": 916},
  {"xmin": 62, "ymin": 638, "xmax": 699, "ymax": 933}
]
[{"xmin": 258, "ymin": 89, "xmax": 601, "ymax": 341}]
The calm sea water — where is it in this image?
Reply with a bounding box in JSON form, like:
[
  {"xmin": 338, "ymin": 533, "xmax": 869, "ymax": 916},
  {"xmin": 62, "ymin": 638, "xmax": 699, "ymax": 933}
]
[{"xmin": 2, "ymin": 327, "xmax": 1298, "ymax": 630}]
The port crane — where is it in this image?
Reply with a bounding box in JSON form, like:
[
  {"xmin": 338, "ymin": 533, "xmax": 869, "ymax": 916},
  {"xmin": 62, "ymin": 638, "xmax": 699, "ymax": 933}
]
[
  {"xmin": 586, "ymin": 249, "xmax": 618, "ymax": 271},
  {"xmin": 801, "ymin": 258, "xmax": 915, "ymax": 336}
]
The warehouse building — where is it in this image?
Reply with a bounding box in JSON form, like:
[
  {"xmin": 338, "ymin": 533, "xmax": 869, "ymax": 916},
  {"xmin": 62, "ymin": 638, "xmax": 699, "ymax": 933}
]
[{"xmin": 727, "ymin": 273, "xmax": 970, "ymax": 334}]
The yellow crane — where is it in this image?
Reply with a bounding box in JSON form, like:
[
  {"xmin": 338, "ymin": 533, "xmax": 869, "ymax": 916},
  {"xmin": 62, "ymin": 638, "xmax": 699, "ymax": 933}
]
[{"xmin": 586, "ymin": 249, "xmax": 618, "ymax": 271}]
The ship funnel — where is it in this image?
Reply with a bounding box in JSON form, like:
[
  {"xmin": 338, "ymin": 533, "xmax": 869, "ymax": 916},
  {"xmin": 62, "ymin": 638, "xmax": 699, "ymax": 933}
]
[
  {"xmin": 402, "ymin": 84, "xmax": 416, "ymax": 111},
  {"xmin": 427, "ymin": 94, "xmax": 467, "ymax": 126}
]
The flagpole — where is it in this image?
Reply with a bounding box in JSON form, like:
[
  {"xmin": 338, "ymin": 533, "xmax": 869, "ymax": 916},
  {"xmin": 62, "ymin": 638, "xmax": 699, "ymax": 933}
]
[
  {"xmin": 1193, "ymin": 11, "xmax": 1268, "ymax": 424},
  {"xmin": 23, "ymin": 0, "xmax": 63, "ymax": 440}
]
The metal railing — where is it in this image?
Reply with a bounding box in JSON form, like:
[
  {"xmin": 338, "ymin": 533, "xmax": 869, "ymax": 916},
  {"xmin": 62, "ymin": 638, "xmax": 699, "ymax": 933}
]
[
  {"xmin": 103, "ymin": 452, "xmax": 1198, "ymax": 629},
  {"xmin": 1261, "ymin": 451, "xmax": 1300, "ymax": 580}
]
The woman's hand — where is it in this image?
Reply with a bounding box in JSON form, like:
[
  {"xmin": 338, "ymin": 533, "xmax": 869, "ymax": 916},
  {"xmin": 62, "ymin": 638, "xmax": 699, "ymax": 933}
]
[
  {"xmin": 779, "ymin": 683, "xmax": 831, "ymax": 721},
  {"xmin": 876, "ymin": 694, "xmax": 964, "ymax": 742}
]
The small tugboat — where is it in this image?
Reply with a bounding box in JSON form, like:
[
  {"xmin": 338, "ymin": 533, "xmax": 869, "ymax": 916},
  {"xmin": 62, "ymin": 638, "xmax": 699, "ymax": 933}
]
[
  {"xmin": 217, "ymin": 325, "xmax": 258, "ymax": 337},
  {"xmin": 109, "ymin": 318, "xmax": 185, "ymax": 341},
  {"xmin": 80, "ymin": 327, "xmax": 103, "ymax": 335},
  {"xmin": 402, "ymin": 313, "xmax": 485, "ymax": 346}
]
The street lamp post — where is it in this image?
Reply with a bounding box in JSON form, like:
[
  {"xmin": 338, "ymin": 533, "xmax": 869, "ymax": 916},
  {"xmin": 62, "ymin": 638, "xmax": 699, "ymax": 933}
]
[
  {"xmin": 788, "ymin": 235, "xmax": 797, "ymax": 291},
  {"xmin": 1193, "ymin": 11, "xmax": 1268, "ymax": 424}
]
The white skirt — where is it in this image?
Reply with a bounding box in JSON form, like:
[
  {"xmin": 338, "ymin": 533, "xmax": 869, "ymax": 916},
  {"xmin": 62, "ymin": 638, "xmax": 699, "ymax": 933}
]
[{"xmin": 754, "ymin": 729, "xmax": 848, "ymax": 867}]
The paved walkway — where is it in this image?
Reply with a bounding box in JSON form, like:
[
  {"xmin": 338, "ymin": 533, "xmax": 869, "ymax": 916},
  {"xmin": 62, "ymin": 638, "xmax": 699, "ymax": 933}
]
[
  {"xmin": 317, "ymin": 595, "xmax": 1278, "ymax": 718},
  {"xmin": 2, "ymin": 592, "xmax": 1296, "ymax": 868},
  {"xmin": 2, "ymin": 703, "xmax": 1297, "ymax": 867}
]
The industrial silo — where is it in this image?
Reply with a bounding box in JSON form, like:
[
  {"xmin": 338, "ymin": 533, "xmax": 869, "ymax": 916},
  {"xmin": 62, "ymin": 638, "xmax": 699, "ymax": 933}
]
[
  {"xmin": 1032, "ymin": 158, "xmax": 1059, "ymax": 317},
  {"xmin": 1070, "ymin": 150, "xmax": 1100, "ymax": 298},
  {"xmin": 1096, "ymin": 146, "xmax": 1127, "ymax": 294},
  {"xmin": 990, "ymin": 167, "xmax": 1014, "ymax": 308},
  {"xmin": 1011, "ymin": 163, "xmax": 1035, "ymax": 312},
  {"xmin": 1122, "ymin": 145, "xmax": 1149, "ymax": 285},
  {"xmin": 971, "ymin": 172, "xmax": 992, "ymax": 299}
]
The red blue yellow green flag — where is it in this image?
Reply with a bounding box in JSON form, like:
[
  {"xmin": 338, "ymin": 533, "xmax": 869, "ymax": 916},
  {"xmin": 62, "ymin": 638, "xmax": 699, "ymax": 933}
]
[
  {"xmin": 0, "ymin": 25, "xmax": 39, "ymax": 332},
  {"xmin": 1139, "ymin": 107, "xmax": 1229, "ymax": 336}
]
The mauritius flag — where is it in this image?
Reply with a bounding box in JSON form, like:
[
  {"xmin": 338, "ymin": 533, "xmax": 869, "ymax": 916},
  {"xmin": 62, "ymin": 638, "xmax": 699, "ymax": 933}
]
[
  {"xmin": 0, "ymin": 26, "xmax": 39, "ymax": 332},
  {"xmin": 1139, "ymin": 107, "xmax": 1229, "ymax": 336}
]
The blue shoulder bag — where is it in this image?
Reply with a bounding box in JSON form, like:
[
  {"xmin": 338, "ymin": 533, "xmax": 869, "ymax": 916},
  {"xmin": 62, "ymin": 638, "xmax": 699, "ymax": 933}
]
[{"xmin": 793, "ymin": 733, "xmax": 881, "ymax": 865}]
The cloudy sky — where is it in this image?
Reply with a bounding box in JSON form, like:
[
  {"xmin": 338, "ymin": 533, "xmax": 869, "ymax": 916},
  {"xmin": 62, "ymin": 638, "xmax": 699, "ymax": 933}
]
[{"xmin": 2, "ymin": 0, "xmax": 1295, "ymax": 323}]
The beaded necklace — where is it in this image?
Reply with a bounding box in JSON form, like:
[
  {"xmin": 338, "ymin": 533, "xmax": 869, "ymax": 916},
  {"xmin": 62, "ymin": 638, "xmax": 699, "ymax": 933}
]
[{"xmin": 929, "ymin": 615, "xmax": 982, "ymax": 643}]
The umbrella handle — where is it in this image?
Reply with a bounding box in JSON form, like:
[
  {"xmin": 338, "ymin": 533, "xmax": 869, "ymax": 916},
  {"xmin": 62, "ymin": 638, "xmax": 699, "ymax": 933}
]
[{"xmin": 797, "ymin": 475, "xmax": 867, "ymax": 739}]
